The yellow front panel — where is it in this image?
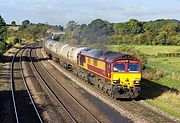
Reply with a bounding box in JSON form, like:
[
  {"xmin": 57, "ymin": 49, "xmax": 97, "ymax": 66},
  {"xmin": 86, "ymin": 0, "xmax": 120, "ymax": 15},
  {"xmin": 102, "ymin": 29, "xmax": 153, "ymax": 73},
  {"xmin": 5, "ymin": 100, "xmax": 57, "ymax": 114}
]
[{"xmin": 111, "ymin": 72, "xmax": 141, "ymax": 88}]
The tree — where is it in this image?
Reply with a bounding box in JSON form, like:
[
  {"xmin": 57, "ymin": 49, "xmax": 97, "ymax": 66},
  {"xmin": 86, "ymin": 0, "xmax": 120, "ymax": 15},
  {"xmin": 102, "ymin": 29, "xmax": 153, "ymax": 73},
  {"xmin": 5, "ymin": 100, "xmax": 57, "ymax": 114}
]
[
  {"xmin": 127, "ymin": 19, "xmax": 144, "ymax": 35},
  {"xmin": 21, "ymin": 20, "xmax": 30, "ymax": 28},
  {"xmin": 66, "ymin": 20, "xmax": 77, "ymax": 31},
  {"xmin": 83, "ymin": 19, "xmax": 112, "ymax": 44},
  {"xmin": 160, "ymin": 23, "xmax": 179, "ymax": 36},
  {"xmin": 156, "ymin": 31, "xmax": 167, "ymax": 45},
  {"xmin": 0, "ymin": 15, "xmax": 7, "ymax": 41},
  {"xmin": 0, "ymin": 15, "xmax": 7, "ymax": 54},
  {"xmin": 58, "ymin": 25, "xmax": 64, "ymax": 31},
  {"xmin": 61, "ymin": 18, "xmax": 180, "ymax": 45},
  {"xmin": 113, "ymin": 23, "xmax": 125, "ymax": 35},
  {"xmin": 87, "ymin": 19, "xmax": 111, "ymax": 36},
  {"xmin": 113, "ymin": 19, "xmax": 144, "ymax": 36},
  {"xmin": 0, "ymin": 41, "xmax": 6, "ymax": 54},
  {"xmin": 11, "ymin": 21, "xmax": 16, "ymax": 26}
]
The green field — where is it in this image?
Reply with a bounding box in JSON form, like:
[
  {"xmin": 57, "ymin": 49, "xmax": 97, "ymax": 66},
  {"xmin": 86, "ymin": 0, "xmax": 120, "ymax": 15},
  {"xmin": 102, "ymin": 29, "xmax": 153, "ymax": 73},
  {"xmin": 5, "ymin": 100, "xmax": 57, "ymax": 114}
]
[
  {"xmin": 107, "ymin": 45, "xmax": 180, "ymax": 119},
  {"xmin": 147, "ymin": 57, "xmax": 180, "ymax": 73},
  {"xmin": 133, "ymin": 45, "xmax": 180, "ymax": 55},
  {"xmin": 107, "ymin": 45, "xmax": 180, "ymax": 55},
  {"xmin": 147, "ymin": 57, "xmax": 180, "ymax": 87}
]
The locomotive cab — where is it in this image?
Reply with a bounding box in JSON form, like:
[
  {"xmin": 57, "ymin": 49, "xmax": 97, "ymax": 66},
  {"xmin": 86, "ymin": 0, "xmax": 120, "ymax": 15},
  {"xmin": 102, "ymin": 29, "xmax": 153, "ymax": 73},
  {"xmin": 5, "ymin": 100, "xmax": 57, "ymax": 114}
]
[{"xmin": 111, "ymin": 59, "xmax": 142, "ymax": 98}]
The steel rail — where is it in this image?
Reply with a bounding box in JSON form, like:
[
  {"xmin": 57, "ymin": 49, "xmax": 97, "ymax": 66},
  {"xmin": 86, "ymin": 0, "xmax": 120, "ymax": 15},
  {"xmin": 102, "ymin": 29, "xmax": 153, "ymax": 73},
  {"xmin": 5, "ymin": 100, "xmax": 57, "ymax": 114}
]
[
  {"xmin": 35, "ymin": 45, "xmax": 101, "ymax": 123},
  {"xmin": 29, "ymin": 45, "xmax": 78, "ymax": 123},
  {"xmin": 11, "ymin": 48, "xmax": 22, "ymax": 123},
  {"xmin": 11, "ymin": 46, "xmax": 44, "ymax": 123},
  {"xmin": 19, "ymin": 47, "xmax": 43, "ymax": 123}
]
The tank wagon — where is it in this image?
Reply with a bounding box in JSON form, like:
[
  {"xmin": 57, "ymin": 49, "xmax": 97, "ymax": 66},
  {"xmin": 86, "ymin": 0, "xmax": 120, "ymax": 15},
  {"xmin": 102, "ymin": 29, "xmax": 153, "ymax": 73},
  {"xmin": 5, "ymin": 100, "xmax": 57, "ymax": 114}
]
[{"xmin": 44, "ymin": 40, "xmax": 142, "ymax": 99}]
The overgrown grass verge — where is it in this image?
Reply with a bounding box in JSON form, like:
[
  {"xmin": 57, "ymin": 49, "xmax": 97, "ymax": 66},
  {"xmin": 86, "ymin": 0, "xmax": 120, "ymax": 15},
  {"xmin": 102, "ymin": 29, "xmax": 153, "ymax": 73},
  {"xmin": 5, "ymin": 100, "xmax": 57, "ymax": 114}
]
[
  {"xmin": 142, "ymin": 57, "xmax": 180, "ymax": 119},
  {"xmin": 156, "ymin": 78, "xmax": 180, "ymax": 91},
  {"xmin": 145, "ymin": 92, "xmax": 180, "ymax": 118},
  {"xmin": 140, "ymin": 78, "xmax": 180, "ymax": 120}
]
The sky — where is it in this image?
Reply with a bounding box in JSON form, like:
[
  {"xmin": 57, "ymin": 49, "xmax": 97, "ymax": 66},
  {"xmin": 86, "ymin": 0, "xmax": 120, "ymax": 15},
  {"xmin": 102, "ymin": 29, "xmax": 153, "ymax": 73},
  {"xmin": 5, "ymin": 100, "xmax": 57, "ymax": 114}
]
[{"xmin": 1, "ymin": 0, "xmax": 180, "ymax": 26}]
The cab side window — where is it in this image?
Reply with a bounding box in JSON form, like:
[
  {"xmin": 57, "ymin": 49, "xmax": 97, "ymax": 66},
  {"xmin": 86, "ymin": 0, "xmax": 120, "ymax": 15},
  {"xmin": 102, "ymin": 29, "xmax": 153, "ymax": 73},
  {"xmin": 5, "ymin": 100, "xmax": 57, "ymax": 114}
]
[{"xmin": 80, "ymin": 55, "xmax": 85, "ymax": 66}]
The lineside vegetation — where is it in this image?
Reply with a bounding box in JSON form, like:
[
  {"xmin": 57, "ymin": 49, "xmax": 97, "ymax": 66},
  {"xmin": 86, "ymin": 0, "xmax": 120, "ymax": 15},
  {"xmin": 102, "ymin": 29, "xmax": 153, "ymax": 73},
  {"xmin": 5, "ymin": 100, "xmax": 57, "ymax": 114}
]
[{"xmin": 61, "ymin": 19, "xmax": 180, "ymax": 46}]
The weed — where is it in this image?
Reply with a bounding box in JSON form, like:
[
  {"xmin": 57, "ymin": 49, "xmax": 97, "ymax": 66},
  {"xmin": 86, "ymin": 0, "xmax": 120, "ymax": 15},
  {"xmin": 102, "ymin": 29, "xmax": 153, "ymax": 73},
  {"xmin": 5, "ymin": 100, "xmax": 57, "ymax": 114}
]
[
  {"xmin": 145, "ymin": 91, "xmax": 180, "ymax": 118},
  {"xmin": 36, "ymin": 92, "xmax": 45, "ymax": 97}
]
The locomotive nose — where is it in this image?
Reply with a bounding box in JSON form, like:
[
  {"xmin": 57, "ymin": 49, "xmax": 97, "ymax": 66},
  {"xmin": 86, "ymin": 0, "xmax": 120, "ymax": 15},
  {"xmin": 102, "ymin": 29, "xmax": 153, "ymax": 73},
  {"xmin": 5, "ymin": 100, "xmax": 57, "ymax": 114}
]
[{"xmin": 125, "ymin": 78, "xmax": 129, "ymax": 82}]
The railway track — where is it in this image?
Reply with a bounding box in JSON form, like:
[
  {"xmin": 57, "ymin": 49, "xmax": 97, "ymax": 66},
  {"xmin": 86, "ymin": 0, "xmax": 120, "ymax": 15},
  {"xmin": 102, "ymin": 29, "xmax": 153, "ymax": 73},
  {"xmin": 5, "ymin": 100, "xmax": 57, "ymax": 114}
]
[
  {"xmin": 29, "ymin": 45, "xmax": 101, "ymax": 123},
  {"xmin": 38, "ymin": 44, "xmax": 178, "ymax": 123},
  {"xmin": 10, "ymin": 46, "xmax": 43, "ymax": 123}
]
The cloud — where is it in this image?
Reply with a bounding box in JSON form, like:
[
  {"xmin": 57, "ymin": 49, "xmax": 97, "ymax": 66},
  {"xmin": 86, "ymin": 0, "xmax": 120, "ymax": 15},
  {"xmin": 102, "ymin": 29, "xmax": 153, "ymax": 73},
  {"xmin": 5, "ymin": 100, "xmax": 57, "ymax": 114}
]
[{"xmin": 1, "ymin": 0, "xmax": 180, "ymax": 26}]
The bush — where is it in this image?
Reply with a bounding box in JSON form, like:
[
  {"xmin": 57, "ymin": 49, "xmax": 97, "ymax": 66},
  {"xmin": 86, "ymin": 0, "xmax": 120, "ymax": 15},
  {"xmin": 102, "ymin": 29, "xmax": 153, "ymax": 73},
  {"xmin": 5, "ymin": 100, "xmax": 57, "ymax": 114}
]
[
  {"xmin": 0, "ymin": 41, "xmax": 6, "ymax": 54},
  {"xmin": 157, "ymin": 52, "xmax": 180, "ymax": 57}
]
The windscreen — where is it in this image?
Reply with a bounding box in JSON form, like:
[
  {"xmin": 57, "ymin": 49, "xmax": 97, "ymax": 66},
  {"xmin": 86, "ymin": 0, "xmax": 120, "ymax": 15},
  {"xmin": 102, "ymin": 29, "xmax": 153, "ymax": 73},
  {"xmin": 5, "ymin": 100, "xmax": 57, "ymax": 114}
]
[
  {"xmin": 113, "ymin": 63, "xmax": 125, "ymax": 72},
  {"xmin": 128, "ymin": 63, "xmax": 140, "ymax": 72}
]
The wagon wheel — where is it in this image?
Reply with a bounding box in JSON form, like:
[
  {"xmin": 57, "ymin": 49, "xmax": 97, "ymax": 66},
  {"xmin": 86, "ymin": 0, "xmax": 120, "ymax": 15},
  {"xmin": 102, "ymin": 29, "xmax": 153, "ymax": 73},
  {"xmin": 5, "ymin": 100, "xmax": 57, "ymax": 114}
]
[
  {"xmin": 102, "ymin": 87, "xmax": 105, "ymax": 93},
  {"xmin": 107, "ymin": 89, "xmax": 111, "ymax": 96},
  {"xmin": 111, "ymin": 92, "xmax": 115, "ymax": 99},
  {"xmin": 111, "ymin": 92, "xmax": 117, "ymax": 100}
]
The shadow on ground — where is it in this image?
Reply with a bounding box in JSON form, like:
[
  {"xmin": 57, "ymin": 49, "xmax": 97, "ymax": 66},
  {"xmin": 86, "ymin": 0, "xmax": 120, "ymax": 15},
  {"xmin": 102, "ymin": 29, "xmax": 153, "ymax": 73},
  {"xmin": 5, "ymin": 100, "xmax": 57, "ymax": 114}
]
[
  {"xmin": 0, "ymin": 46, "xmax": 49, "ymax": 63},
  {"xmin": 0, "ymin": 90, "xmax": 42, "ymax": 123},
  {"xmin": 139, "ymin": 78, "xmax": 179, "ymax": 100}
]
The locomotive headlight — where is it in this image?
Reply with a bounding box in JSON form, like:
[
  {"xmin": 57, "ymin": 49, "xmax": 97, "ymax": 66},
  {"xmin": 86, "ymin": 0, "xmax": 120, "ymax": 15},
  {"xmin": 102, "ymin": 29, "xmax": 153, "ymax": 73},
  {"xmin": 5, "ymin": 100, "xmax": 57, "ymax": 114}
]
[
  {"xmin": 134, "ymin": 80, "xmax": 139, "ymax": 84},
  {"xmin": 113, "ymin": 79, "xmax": 120, "ymax": 84}
]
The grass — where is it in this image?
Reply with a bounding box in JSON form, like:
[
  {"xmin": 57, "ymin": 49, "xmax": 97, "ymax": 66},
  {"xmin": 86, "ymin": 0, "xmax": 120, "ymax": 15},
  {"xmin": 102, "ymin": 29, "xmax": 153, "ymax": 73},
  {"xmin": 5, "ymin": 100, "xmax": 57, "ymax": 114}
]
[
  {"xmin": 141, "ymin": 78, "xmax": 180, "ymax": 120},
  {"xmin": 147, "ymin": 57, "xmax": 180, "ymax": 73},
  {"xmin": 147, "ymin": 57, "xmax": 180, "ymax": 82},
  {"xmin": 146, "ymin": 92, "xmax": 180, "ymax": 118},
  {"xmin": 36, "ymin": 92, "xmax": 46, "ymax": 97},
  {"xmin": 13, "ymin": 43, "xmax": 22, "ymax": 48},
  {"xmin": 156, "ymin": 78, "xmax": 180, "ymax": 91},
  {"xmin": 7, "ymin": 26, "xmax": 19, "ymax": 31},
  {"xmin": 133, "ymin": 45, "xmax": 180, "ymax": 55},
  {"xmin": 107, "ymin": 45, "xmax": 180, "ymax": 55}
]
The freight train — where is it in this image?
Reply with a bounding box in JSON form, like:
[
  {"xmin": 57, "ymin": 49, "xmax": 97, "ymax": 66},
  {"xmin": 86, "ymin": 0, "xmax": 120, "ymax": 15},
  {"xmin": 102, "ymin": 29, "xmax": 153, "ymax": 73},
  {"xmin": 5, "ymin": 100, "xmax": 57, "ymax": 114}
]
[{"xmin": 43, "ymin": 40, "xmax": 142, "ymax": 99}]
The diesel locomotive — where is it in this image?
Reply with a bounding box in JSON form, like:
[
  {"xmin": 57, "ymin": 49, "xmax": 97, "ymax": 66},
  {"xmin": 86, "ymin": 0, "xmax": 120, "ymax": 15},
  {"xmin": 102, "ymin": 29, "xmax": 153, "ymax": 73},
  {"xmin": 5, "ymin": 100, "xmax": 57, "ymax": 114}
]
[{"xmin": 44, "ymin": 40, "xmax": 142, "ymax": 99}]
